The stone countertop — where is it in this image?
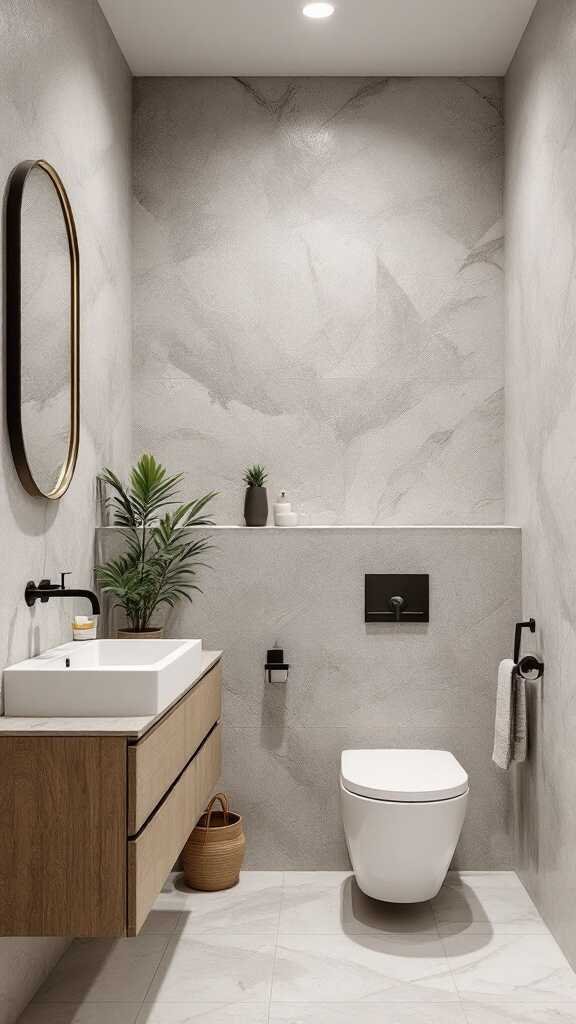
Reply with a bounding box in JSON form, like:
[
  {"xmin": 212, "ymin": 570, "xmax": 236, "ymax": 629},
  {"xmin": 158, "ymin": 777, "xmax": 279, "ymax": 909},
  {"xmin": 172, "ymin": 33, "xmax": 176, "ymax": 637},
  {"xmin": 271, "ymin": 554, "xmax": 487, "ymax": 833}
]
[{"xmin": 0, "ymin": 650, "xmax": 222, "ymax": 739}]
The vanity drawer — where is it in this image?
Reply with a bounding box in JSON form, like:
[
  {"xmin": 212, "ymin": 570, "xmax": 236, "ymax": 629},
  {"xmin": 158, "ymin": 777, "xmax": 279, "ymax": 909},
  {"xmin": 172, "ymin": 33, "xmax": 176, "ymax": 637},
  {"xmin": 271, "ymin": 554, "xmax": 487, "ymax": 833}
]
[
  {"xmin": 128, "ymin": 662, "xmax": 222, "ymax": 833},
  {"xmin": 127, "ymin": 722, "xmax": 221, "ymax": 935}
]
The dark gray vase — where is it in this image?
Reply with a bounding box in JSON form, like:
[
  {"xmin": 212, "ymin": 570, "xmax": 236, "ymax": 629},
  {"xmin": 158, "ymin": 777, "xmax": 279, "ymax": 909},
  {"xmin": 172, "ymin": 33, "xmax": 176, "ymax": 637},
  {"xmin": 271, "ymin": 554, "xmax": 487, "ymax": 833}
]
[{"xmin": 244, "ymin": 486, "xmax": 268, "ymax": 526}]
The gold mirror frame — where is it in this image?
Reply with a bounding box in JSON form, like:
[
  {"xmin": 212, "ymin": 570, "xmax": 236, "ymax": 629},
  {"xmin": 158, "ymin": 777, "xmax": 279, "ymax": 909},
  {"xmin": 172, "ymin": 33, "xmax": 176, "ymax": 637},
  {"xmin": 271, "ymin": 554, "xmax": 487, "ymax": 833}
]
[{"xmin": 5, "ymin": 159, "xmax": 79, "ymax": 499}]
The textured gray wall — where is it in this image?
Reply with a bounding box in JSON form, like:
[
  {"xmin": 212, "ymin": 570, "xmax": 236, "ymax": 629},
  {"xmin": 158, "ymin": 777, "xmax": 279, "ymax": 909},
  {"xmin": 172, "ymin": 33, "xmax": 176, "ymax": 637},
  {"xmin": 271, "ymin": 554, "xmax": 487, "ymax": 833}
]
[
  {"xmin": 133, "ymin": 77, "xmax": 505, "ymax": 526},
  {"xmin": 99, "ymin": 525, "xmax": 520, "ymax": 870},
  {"xmin": 506, "ymin": 0, "xmax": 576, "ymax": 971},
  {"xmin": 0, "ymin": 0, "xmax": 132, "ymax": 1019}
]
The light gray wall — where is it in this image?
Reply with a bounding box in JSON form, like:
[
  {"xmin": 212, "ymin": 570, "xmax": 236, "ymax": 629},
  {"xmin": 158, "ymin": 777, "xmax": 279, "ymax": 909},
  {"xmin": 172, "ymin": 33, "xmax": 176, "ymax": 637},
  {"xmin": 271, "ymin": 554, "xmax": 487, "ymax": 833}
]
[
  {"xmin": 0, "ymin": 0, "xmax": 132, "ymax": 1019},
  {"xmin": 99, "ymin": 525, "xmax": 520, "ymax": 869},
  {"xmin": 133, "ymin": 77, "xmax": 505, "ymax": 526},
  {"xmin": 506, "ymin": 0, "xmax": 576, "ymax": 971}
]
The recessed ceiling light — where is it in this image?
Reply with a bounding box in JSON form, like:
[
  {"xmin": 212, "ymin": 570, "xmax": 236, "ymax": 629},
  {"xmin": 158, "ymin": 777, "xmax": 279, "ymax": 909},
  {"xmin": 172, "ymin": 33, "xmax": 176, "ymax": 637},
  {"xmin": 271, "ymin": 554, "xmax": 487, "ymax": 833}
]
[{"xmin": 302, "ymin": 3, "xmax": 335, "ymax": 19}]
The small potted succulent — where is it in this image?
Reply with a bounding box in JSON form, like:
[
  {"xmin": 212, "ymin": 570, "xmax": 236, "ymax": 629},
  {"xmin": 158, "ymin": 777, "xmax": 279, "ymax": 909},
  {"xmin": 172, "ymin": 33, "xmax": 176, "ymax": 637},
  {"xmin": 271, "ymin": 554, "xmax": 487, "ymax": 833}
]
[
  {"xmin": 243, "ymin": 464, "xmax": 268, "ymax": 527},
  {"xmin": 96, "ymin": 453, "xmax": 216, "ymax": 637}
]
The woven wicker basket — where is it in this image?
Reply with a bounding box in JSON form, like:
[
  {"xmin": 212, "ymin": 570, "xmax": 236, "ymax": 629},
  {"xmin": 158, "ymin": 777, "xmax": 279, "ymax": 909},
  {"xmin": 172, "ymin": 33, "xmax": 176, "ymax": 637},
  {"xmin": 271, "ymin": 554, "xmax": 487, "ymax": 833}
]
[{"xmin": 182, "ymin": 793, "xmax": 246, "ymax": 891}]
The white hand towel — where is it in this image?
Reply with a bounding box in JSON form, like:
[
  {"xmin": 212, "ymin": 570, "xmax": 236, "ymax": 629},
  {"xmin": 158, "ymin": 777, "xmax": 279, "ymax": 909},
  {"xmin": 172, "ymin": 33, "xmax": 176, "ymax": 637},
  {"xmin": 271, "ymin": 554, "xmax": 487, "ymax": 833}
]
[
  {"xmin": 513, "ymin": 673, "xmax": 527, "ymax": 763},
  {"xmin": 492, "ymin": 658, "xmax": 527, "ymax": 769}
]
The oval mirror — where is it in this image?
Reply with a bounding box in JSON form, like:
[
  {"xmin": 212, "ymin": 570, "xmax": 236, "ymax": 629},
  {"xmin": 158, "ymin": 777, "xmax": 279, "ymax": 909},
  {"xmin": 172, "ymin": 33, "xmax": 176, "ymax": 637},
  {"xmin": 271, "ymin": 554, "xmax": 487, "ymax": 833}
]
[{"xmin": 5, "ymin": 159, "xmax": 79, "ymax": 499}]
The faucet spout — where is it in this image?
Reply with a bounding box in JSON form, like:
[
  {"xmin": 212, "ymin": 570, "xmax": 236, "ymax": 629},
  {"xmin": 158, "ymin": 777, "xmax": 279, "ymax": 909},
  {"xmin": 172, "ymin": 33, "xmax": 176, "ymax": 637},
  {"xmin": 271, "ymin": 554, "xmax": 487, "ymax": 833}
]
[
  {"xmin": 54, "ymin": 589, "xmax": 101, "ymax": 616},
  {"xmin": 25, "ymin": 578, "xmax": 100, "ymax": 615}
]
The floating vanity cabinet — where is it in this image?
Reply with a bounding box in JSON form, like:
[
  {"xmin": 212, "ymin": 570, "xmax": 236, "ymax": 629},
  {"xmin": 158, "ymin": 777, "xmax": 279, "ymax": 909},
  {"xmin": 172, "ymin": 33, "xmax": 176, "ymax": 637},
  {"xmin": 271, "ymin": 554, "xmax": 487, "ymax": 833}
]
[{"xmin": 0, "ymin": 652, "xmax": 222, "ymax": 938}]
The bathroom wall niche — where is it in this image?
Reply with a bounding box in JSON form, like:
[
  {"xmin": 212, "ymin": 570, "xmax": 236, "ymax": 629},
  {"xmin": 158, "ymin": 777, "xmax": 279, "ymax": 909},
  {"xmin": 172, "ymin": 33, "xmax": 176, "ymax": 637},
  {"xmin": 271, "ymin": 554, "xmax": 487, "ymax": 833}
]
[{"xmin": 5, "ymin": 159, "xmax": 79, "ymax": 499}]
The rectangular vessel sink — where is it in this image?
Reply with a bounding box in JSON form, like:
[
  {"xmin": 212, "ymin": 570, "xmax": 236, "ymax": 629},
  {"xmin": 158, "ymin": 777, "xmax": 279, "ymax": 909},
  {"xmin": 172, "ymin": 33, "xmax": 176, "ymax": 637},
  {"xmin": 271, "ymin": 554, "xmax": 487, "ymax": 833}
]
[{"xmin": 3, "ymin": 639, "xmax": 203, "ymax": 717}]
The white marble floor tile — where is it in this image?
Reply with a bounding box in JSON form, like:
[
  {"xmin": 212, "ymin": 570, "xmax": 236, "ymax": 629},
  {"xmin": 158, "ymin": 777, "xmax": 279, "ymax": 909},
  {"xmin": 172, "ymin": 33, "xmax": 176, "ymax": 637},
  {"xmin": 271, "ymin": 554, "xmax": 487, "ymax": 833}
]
[
  {"xmin": 162, "ymin": 874, "xmax": 284, "ymax": 935},
  {"xmin": 145, "ymin": 934, "xmax": 275, "ymax": 1004},
  {"xmin": 18, "ymin": 1006, "xmax": 141, "ymax": 1024},
  {"xmin": 155, "ymin": 873, "xmax": 283, "ymax": 934},
  {"xmin": 462, "ymin": 1006, "xmax": 576, "ymax": 1022},
  {"xmin": 438, "ymin": 921, "xmax": 550, "ymax": 938},
  {"xmin": 271, "ymin": 933, "xmax": 457, "ymax": 1003},
  {"xmin": 442, "ymin": 933, "xmax": 576, "ymax": 1003},
  {"xmin": 451, "ymin": 874, "xmax": 526, "ymax": 889},
  {"xmin": 140, "ymin": 912, "xmax": 184, "ymax": 936},
  {"xmin": 33, "ymin": 937, "xmax": 169, "ymax": 1004},
  {"xmin": 136, "ymin": 1005, "xmax": 269, "ymax": 1023},
  {"xmin": 280, "ymin": 873, "xmax": 437, "ymax": 935},
  {"xmin": 160, "ymin": 872, "xmax": 283, "ymax": 900},
  {"xmin": 269, "ymin": 1003, "xmax": 468, "ymax": 1022},
  {"xmin": 23, "ymin": 872, "xmax": 574, "ymax": 1024},
  {"xmin": 432, "ymin": 873, "xmax": 546, "ymax": 933}
]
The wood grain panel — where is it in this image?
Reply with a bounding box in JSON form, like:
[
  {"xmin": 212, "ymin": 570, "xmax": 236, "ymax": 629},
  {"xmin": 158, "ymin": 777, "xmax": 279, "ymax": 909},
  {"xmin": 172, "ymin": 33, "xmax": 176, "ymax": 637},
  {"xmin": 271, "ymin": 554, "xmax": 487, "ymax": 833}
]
[
  {"xmin": 127, "ymin": 723, "xmax": 221, "ymax": 936},
  {"xmin": 0, "ymin": 736, "xmax": 126, "ymax": 936},
  {"xmin": 128, "ymin": 662, "xmax": 221, "ymax": 834}
]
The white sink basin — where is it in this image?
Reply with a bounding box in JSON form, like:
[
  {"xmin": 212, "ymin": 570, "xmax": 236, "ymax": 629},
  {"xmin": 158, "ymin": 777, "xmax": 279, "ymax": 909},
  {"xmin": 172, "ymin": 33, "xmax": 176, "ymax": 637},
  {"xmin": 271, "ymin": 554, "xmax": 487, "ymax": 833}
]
[{"xmin": 3, "ymin": 639, "xmax": 203, "ymax": 717}]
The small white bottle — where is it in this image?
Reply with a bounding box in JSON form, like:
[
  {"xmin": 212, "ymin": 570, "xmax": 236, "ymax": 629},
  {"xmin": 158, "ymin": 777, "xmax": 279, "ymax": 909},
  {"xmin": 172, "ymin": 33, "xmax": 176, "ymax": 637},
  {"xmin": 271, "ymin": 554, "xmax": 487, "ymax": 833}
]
[{"xmin": 273, "ymin": 490, "xmax": 292, "ymax": 526}]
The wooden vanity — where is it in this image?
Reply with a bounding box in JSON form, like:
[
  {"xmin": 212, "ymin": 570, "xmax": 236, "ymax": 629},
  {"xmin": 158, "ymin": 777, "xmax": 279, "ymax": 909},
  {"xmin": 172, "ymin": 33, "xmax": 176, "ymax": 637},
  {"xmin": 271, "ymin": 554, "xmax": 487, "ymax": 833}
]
[{"xmin": 0, "ymin": 651, "xmax": 222, "ymax": 937}]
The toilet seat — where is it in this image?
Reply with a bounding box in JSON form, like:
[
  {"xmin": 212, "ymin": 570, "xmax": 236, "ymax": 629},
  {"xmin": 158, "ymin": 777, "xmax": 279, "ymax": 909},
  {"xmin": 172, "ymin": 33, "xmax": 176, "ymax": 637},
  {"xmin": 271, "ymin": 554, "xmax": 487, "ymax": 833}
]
[{"xmin": 341, "ymin": 748, "xmax": 468, "ymax": 803}]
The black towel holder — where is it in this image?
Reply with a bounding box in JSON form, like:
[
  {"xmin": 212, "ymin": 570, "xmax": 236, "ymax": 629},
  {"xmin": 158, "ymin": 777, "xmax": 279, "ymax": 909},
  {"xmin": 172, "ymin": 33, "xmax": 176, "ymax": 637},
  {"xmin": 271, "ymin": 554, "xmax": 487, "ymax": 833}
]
[{"xmin": 514, "ymin": 619, "xmax": 544, "ymax": 679}]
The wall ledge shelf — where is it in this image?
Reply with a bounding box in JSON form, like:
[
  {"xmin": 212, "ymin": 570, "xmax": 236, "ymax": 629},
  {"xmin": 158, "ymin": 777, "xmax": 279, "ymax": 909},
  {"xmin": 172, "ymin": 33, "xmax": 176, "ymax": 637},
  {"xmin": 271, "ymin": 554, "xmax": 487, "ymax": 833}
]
[{"xmin": 96, "ymin": 524, "xmax": 521, "ymax": 532}]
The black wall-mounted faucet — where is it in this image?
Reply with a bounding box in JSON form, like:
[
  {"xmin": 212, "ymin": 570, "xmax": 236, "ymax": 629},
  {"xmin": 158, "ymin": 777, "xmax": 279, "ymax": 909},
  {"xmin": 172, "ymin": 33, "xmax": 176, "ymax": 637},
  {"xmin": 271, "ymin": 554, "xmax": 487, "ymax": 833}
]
[{"xmin": 25, "ymin": 573, "xmax": 101, "ymax": 616}]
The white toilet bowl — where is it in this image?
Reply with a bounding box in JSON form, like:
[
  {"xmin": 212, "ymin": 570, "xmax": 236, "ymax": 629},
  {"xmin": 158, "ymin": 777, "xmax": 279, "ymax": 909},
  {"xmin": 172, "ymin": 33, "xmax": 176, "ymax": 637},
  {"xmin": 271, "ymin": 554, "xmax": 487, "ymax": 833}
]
[{"xmin": 340, "ymin": 749, "xmax": 469, "ymax": 903}]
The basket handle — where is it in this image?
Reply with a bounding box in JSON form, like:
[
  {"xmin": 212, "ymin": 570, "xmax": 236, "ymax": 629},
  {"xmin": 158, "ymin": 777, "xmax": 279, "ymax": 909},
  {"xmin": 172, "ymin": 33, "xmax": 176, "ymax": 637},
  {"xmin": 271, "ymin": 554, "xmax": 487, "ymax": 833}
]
[{"xmin": 203, "ymin": 792, "xmax": 230, "ymax": 832}]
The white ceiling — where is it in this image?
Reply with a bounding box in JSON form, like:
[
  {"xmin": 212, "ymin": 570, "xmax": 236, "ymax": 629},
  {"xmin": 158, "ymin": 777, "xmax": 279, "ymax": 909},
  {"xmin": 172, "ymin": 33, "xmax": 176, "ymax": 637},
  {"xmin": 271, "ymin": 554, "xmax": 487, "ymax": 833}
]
[{"xmin": 98, "ymin": 0, "xmax": 537, "ymax": 77}]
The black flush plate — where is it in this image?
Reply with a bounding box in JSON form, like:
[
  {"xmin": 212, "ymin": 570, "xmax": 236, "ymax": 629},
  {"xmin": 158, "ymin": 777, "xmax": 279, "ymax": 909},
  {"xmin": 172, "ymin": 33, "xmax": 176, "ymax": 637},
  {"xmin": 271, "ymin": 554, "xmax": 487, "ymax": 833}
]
[{"xmin": 364, "ymin": 574, "xmax": 429, "ymax": 623}]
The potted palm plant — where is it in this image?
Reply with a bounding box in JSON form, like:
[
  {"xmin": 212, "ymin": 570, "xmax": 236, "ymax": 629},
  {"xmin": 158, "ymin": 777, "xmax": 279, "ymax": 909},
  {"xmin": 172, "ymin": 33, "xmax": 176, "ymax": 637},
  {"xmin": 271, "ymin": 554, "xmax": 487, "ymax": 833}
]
[
  {"xmin": 243, "ymin": 464, "xmax": 268, "ymax": 526},
  {"xmin": 96, "ymin": 453, "xmax": 216, "ymax": 637}
]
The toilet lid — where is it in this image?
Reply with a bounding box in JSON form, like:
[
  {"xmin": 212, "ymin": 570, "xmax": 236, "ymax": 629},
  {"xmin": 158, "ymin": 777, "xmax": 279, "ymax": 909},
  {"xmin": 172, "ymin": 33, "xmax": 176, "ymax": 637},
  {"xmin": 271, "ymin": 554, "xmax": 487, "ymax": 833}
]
[{"xmin": 340, "ymin": 749, "xmax": 469, "ymax": 802}]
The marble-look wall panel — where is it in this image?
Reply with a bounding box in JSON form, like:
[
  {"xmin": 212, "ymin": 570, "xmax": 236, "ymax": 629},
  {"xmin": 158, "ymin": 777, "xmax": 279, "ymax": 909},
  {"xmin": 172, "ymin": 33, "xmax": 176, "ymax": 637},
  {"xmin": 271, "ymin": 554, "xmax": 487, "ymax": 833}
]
[
  {"xmin": 99, "ymin": 526, "xmax": 521, "ymax": 869},
  {"xmin": 506, "ymin": 0, "xmax": 576, "ymax": 971},
  {"xmin": 0, "ymin": 0, "xmax": 132, "ymax": 1019},
  {"xmin": 133, "ymin": 77, "xmax": 505, "ymax": 525}
]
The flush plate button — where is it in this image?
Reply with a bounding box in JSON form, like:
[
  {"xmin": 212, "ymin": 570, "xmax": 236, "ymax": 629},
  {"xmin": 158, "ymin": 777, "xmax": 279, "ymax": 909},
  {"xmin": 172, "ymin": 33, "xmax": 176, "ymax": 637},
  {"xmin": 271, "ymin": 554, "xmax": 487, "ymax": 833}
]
[{"xmin": 364, "ymin": 574, "xmax": 429, "ymax": 623}]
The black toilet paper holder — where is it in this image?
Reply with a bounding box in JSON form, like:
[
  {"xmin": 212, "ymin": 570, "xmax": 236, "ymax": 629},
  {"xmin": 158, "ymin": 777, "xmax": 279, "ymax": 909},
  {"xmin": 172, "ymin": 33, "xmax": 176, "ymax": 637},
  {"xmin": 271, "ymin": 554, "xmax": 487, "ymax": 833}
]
[
  {"xmin": 265, "ymin": 647, "xmax": 290, "ymax": 683},
  {"xmin": 513, "ymin": 618, "xmax": 544, "ymax": 679}
]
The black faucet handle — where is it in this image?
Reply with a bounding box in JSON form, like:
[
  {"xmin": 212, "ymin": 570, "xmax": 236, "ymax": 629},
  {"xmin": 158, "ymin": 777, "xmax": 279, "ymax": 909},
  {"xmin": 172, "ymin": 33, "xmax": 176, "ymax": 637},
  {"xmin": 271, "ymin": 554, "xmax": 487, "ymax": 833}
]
[
  {"xmin": 59, "ymin": 572, "xmax": 72, "ymax": 590},
  {"xmin": 39, "ymin": 578, "xmax": 59, "ymax": 591},
  {"xmin": 26, "ymin": 578, "xmax": 60, "ymax": 605}
]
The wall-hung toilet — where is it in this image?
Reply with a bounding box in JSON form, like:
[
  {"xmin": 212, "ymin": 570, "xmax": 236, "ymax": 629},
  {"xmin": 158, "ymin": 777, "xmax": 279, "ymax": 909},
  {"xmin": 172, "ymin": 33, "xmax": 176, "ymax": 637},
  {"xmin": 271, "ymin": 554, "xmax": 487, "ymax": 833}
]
[{"xmin": 340, "ymin": 749, "xmax": 469, "ymax": 903}]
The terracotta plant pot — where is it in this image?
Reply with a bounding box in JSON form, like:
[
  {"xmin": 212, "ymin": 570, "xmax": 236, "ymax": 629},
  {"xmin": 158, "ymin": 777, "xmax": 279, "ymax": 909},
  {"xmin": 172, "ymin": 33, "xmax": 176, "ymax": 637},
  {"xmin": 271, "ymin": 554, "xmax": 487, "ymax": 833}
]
[
  {"xmin": 244, "ymin": 485, "xmax": 268, "ymax": 527},
  {"xmin": 117, "ymin": 627, "xmax": 164, "ymax": 639},
  {"xmin": 182, "ymin": 793, "xmax": 246, "ymax": 892}
]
